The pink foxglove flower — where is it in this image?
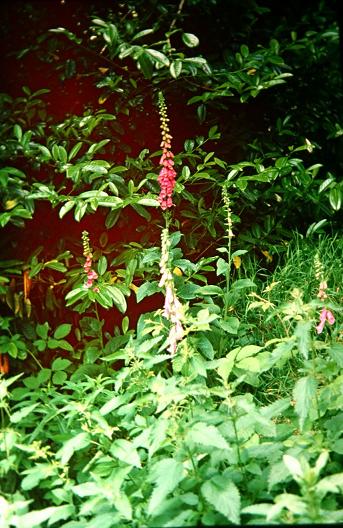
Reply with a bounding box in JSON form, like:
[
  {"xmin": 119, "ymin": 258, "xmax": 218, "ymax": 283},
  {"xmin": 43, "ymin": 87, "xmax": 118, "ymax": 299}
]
[
  {"xmin": 316, "ymin": 308, "xmax": 335, "ymax": 334},
  {"xmin": 157, "ymin": 92, "xmax": 177, "ymax": 210}
]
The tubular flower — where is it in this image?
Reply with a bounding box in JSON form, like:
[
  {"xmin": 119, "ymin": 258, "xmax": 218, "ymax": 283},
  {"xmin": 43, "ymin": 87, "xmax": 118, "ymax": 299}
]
[
  {"xmin": 157, "ymin": 92, "xmax": 177, "ymax": 210},
  {"xmin": 81, "ymin": 231, "xmax": 99, "ymax": 291},
  {"xmin": 159, "ymin": 228, "xmax": 184, "ymax": 354},
  {"xmin": 316, "ymin": 308, "xmax": 335, "ymax": 334}
]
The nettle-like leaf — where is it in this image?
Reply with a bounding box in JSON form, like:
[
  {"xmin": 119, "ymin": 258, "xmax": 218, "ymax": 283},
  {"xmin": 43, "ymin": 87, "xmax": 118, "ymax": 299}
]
[
  {"xmin": 293, "ymin": 375, "xmax": 318, "ymax": 430},
  {"xmin": 56, "ymin": 432, "xmax": 90, "ymax": 465},
  {"xmin": 147, "ymin": 458, "xmax": 184, "ymax": 516},
  {"xmin": 185, "ymin": 422, "xmax": 229, "ymax": 450},
  {"xmin": 110, "ymin": 439, "xmax": 141, "ymax": 468},
  {"xmin": 201, "ymin": 475, "xmax": 240, "ymax": 524}
]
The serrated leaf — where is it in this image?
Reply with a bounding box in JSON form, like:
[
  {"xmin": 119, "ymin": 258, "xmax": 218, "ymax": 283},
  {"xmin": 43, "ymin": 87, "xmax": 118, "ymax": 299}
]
[
  {"xmin": 186, "ymin": 422, "xmax": 229, "ymax": 449},
  {"xmin": 56, "ymin": 432, "xmax": 90, "ymax": 465},
  {"xmin": 283, "ymin": 455, "xmax": 303, "ymax": 480},
  {"xmin": 10, "ymin": 403, "xmax": 38, "ymax": 423},
  {"xmin": 99, "ymin": 395, "xmax": 124, "ymax": 416},
  {"xmin": 16, "ymin": 505, "xmax": 74, "ymax": 527},
  {"xmin": 293, "ymin": 376, "xmax": 317, "ymax": 430},
  {"xmin": 147, "ymin": 458, "xmax": 183, "ymax": 515},
  {"xmin": 111, "ymin": 439, "xmax": 141, "ymax": 468},
  {"xmin": 268, "ymin": 460, "xmax": 291, "ymax": 490},
  {"xmin": 201, "ymin": 476, "xmax": 240, "ymax": 524},
  {"xmin": 294, "ymin": 320, "xmax": 312, "ymax": 360}
]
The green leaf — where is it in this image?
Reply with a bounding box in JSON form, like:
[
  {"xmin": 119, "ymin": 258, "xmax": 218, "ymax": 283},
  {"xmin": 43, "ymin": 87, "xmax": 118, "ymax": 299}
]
[
  {"xmin": 56, "ymin": 432, "xmax": 90, "ymax": 464},
  {"xmin": 68, "ymin": 141, "xmax": 83, "ymax": 161},
  {"xmin": 132, "ymin": 28, "xmax": 155, "ymax": 41},
  {"xmin": 53, "ymin": 323, "xmax": 72, "ymax": 339},
  {"xmin": 97, "ymin": 255, "xmax": 108, "ymax": 275},
  {"xmin": 87, "ymin": 139, "xmax": 111, "ymax": 155},
  {"xmin": 329, "ymin": 187, "xmax": 342, "ymax": 210},
  {"xmin": 136, "ymin": 281, "xmax": 160, "ymax": 302},
  {"xmin": 36, "ymin": 322, "xmax": 49, "ymax": 340},
  {"xmin": 13, "ymin": 124, "xmax": 23, "ymax": 140},
  {"xmin": 196, "ymin": 285, "xmax": 222, "ymax": 296},
  {"xmin": 52, "ymin": 371, "xmax": 68, "ymax": 385},
  {"xmin": 44, "ymin": 261, "xmax": 67, "ymax": 272},
  {"xmin": 294, "ymin": 320, "xmax": 312, "ymax": 360},
  {"xmin": 106, "ymin": 285, "xmax": 127, "ymax": 313},
  {"xmin": 231, "ymin": 278, "xmax": 256, "ymax": 290},
  {"xmin": 186, "ymin": 422, "xmax": 229, "ymax": 449},
  {"xmin": 111, "ymin": 439, "xmax": 141, "ymax": 468},
  {"xmin": 138, "ymin": 52, "xmax": 154, "ymax": 78},
  {"xmin": 16, "ymin": 505, "xmax": 74, "ymax": 528},
  {"xmin": 136, "ymin": 198, "xmax": 159, "ymax": 207},
  {"xmin": 329, "ymin": 343, "xmax": 343, "ymax": 367},
  {"xmin": 216, "ymin": 257, "xmax": 228, "ymax": 276},
  {"xmin": 201, "ymin": 475, "xmax": 240, "ymax": 524},
  {"xmin": 47, "ymin": 505, "xmax": 75, "ymax": 526},
  {"xmin": 10, "ymin": 403, "xmax": 38, "ymax": 423},
  {"xmin": 182, "ymin": 33, "xmax": 200, "ymax": 47},
  {"xmin": 197, "ymin": 104, "xmax": 206, "ymax": 123},
  {"xmin": 147, "ymin": 458, "xmax": 183, "ymax": 515},
  {"xmin": 99, "ymin": 395, "xmax": 124, "ymax": 416},
  {"xmin": 74, "ymin": 201, "xmax": 88, "ymax": 221},
  {"xmin": 145, "ymin": 49, "xmax": 170, "ymax": 66},
  {"xmin": 283, "ymin": 454, "xmax": 303, "ymax": 480},
  {"xmin": 59, "ymin": 201, "xmax": 75, "ymax": 219},
  {"xmin": 51, "ymin": 358, "xmax": 72, "ymax": 371},
  {"xmin": 293, "ymin": 376, "xmax": 318, "ymax": 431},
  {"xmin": 65, "ymin": 287, "xmax": 88, "ymax": 305},
  {"xmin": 219, "ymin": 317, "xmax": 240, "ymax": 334},
  {"xmin": 170, "ymin": 60, "xmax": 182, "ymax": 78}
]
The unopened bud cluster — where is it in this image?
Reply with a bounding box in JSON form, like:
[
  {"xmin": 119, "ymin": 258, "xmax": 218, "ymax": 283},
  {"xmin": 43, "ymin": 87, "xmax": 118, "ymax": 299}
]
[
  {"xmin": 222, "ymin": 187, "xmax": 234, "ymax": 239},
  {"xmin": 157, "ymin": 92, "xmax": 177, "ymax": 210}
]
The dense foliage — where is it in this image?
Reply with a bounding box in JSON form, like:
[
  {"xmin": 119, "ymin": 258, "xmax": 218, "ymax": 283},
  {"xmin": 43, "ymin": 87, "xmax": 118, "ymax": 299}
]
[{"xmin": 0, "ymin": 0, "xmax": 342, "ymax": 526}]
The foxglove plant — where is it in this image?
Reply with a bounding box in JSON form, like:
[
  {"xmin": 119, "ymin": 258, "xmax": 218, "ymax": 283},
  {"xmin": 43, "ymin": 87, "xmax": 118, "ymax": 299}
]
[{"xmin": 155, "ymin": 93, "xmax": 185, "ymax": 354}]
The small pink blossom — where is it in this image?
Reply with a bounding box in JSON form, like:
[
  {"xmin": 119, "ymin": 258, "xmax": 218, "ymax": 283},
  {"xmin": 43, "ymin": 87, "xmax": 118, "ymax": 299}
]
[
  {"xmin": 87, "ymin": 270, "xmax": 98, "ymax": 281},
  {"xmin": 316, "ymin": 308, "xmax": 335, "ymax": 334}
]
